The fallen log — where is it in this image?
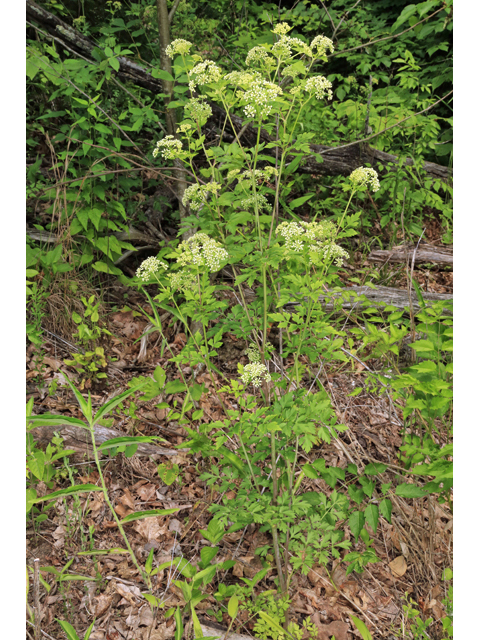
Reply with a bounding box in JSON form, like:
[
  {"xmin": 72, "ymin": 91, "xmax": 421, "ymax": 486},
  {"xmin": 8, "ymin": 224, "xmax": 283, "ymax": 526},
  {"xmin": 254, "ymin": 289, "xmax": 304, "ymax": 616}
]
[
  {"xmin": 30, "ymin": 421, "xmax": 179, "ymax": 459},
  {"xmin": 286, "ymin": 284, "xmax": 453, "ymax": 315},
  {"xmin": 368, "ymin": 243, "xmax": 453, "ymax": 266},
  {"xmin": 26, "ymin": 0, "xmax": 452, "ymax": 182}
]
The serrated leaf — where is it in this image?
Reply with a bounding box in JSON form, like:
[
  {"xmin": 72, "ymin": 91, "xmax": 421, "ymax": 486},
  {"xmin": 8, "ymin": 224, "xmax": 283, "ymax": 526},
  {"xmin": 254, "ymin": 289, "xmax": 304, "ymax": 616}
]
[
  {"xmin": 365, "ymin": 504, "xmax": 379, "ymax": 533},
  {"xmin": 364, "ymin": 462, "xmax": 388, "ymax": 475},
  {"xmin": 349, "ymin": 511, "xmax": 365, "ymax": 542},
  {"xmin": 379, "ymin": 498, "xmax": 392, "ymax": 522},
  {"xmin": 395, "ymin": 483, "xmax": 428, "ymax": 498}
]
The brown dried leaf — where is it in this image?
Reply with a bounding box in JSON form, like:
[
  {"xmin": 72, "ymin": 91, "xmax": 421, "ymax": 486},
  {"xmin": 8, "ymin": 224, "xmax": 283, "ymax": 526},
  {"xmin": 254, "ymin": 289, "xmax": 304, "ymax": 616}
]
[
  {"xmin": 389, "ymin": 555, "xmax": 408, "ymax": 577},
  {"xmin": 134, "ymin": 516, "xmax": 168, "ymax": 542},
  {"xmin": 94, "ymin": 593, "xmax": 112, "ymax": 617}
]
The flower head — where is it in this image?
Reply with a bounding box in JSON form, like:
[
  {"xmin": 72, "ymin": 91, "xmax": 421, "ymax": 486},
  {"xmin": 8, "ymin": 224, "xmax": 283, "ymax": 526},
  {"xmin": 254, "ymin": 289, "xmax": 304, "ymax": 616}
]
[
  {"xmin": 276, "ymin": 220, "xmax": 347, "ymax": 265},
  {"xmin": 224, "ymin": 70, "xmax": 261, "ymax": 86},
  {"xmin": 168, "ymin": 269, "xmax": 197, "ymax": 291},
  {"xmin": 243, "ymin": 79, "xmax": 283, "ymax": 119},
  {"xmin": 240, "ymin": 194, "xmax": 272, "ymax": 212},
  {"xmin": 310, "ymin": 35, "xmax": 334, "ymax": 58},
  {"xmin": 189, "ymin": 60, "xmax": 222, "ymax": 91},
  {"xmin": 348, "ymin": 167, "xmax": 380, "ymax": 192},
  {"xmin": 241, "ymin": 362, "xmax": 272, "ymax": 388},
  {"xmin": 272, "ymin": 22, "xmax": 292, "ymax": 36},
  {"xmin": 136, "ymin": 256, "xmax": 168, "ymax": 281},
  {"xmin": 305, "ymin": 75, "xmax": 333, "ymax": 101},
  {"xmin": 182, "ymin": 182, "xmax": 221, "ymax": 211},
  {"xmin": 245, "ymin": 344, "xmax": 261, "ymax": 363},
  {"xmin": 165, "ymin": 39, "xmax": 193, "ymax": 58},
  {"xmin": 176, "ymin": 232, "xmax": 228, "ymax": 272},
  {"xmin": 153, "ymin": 135, "xmax": 184, "ymax": 160}
]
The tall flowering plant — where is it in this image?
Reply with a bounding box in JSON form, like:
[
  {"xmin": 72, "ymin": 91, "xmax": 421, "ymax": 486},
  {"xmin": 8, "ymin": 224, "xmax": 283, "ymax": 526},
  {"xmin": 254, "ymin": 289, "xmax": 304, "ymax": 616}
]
[{"xmin": 136, "ymin": 23, "xmax": 383, "ymax": 595}]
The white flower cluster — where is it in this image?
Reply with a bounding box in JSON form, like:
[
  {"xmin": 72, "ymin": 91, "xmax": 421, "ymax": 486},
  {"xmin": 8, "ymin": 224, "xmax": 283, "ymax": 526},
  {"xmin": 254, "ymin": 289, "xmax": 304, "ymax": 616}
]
[
  {"xmin": 188, "ymin": 60, "xmax": 222, "ymax": 91},
  {"xmin": 184, "ymin": 98, "xmax": 212, "ymax": 125},
  {"xmin": 310, "ymin": 35, "xmax": 334, "ymax": 57},
  {"xmin": 241, "ymin": 362, "xmax": 272, "ymax": 388},
  {"xmin": 276, "ymin": 220, "xmax": 347, "ymax": 265},
  {"xmin": 305, "ymin": 75, "xmax": 333, "ymax": 101},
  {"xmin": 283, "ymin": 63, "xmax": 303, "ymax": 78},
  {"xmin": 165, "ymin": 39, "xmax": 192, "ymax": 59},
  {"xmin": 177, "ymin": 232, "xmax": 228, "ymax": 272},
  {"xmin": 136, "ymin": 256, "xmax": 168, "ymax": 281},
  {"xmin": 153, "ymin": 135, "xmax": 184, "ymax": 160},
  {"xmin": 240, "ymin": 194, "xmax": 272, "ymax": 212},
  {"xmin": 182, "ymin": 182, "xmax": 221, "ymax": 211},
  {"xmin": 349, "ymin": 167, "xmax": 380, "ymax": 192},
  {"xmin": 227, "ymin": 168, "xmax": 241, "ymax": 181},
  {"xmin": 243, "ymin": 78, "xmax": 283, "ymax": 119},
  {"xmin": 177, "ymin": 123, "xmax": 193, "ymax": 134},
  {"xmin": 245, "ymin": 47, "xmax": 275, "ymax": 68}
]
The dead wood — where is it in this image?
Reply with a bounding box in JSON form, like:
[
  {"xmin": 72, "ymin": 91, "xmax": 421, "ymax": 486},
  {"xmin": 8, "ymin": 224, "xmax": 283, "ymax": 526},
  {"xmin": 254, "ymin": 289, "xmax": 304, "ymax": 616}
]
[
  {"xmin": 26, "ymin": 0, "xmax": 452, "ymax": 182},
  {"xmin": 368, "ymin": 243, "xmax": 453, "ymax": 266},
  {"xmin": 286, "ymin": 284, "xmax": 453, "ymax": 315},
  {"xmin": 30, "ymin": 422, "xmax": 179, "ymax": 459}
]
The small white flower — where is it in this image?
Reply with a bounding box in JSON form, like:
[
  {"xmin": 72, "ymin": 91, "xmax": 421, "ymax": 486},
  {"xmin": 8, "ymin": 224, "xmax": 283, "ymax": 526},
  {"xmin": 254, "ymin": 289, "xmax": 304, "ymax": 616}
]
[
  {"xmin": 305, "ymin": 75, "xmax": 333, "ymax": 101},
  {"xmin": 276, "ymin": 220, "xmax": 347, "ymax": 265},
  {"xmin": 245, "ymin": 344, "xmax": 261, "ymax": 363},
  {"xmin": 165, "ymin": 39, "xmax": 192, "ymax": 59},
  {"xmin": 153, "ymin": 135, "xmax": 184, "ymax": 160},
  {"xmin": 349, "ymin": 167, "xmax": 380, "ymax": 192},
  {"xmin": 240, "ymin": 194, "xmax": 271, "ymax": 212},
  {"xmin": 241, "ymin": 362, "xmax": 272, "ymax": 388},
  {"xmin": 226, "ymin": 168, "xmax": 241, "ymax": 181},
  {"xmin": 136, "ymin": 256, "xmax": 168, "ymax": 281},
  {"xmin": 168, "ymin": 269, "xmax": 197, "ymax": 291}
]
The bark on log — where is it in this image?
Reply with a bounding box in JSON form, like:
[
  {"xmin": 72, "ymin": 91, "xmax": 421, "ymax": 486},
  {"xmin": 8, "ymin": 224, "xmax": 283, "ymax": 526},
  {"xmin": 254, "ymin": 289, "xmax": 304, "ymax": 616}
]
[
  {"xmin": 26, "ymin": 0, "xmax": 452, "ymax": 182},
  {"xmin": 368, "ymin": 243, "xmax": 453, "ymax": 266},
  {"xmin": 286, "ymin": 285, "xmax": 453, "ymax": 315},
  {"xmin": 30, "ymin": 422, "xmax": 179, "ymax": 459}
]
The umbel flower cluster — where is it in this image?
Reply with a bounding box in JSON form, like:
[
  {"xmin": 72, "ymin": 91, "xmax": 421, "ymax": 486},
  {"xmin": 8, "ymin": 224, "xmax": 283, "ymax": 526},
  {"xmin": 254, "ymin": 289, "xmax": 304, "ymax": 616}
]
[
  {"xmin": 135, "ymin": 256, "xmax": 168, "ymax": 281},
  {"xmin": 152, "ymin": 135, "xmax": 184, "ymax": 160},
  {"xmin": 276, "ymin": 220, "xmax": 349, "ymax": 266},
  {"xmin": 182, "ymin": 182, "xmax": 222, "ymax": 211},
  {"xmin": 349, "ymin": 167, "xmax": 380, "ymax": 192},
  {"xmin": 176, "ymin": 233, "xmax": 228, "ymax": 272},
  {"xmin": 241, "ymin": 344, "xmax": 271, "ymax": 388}
]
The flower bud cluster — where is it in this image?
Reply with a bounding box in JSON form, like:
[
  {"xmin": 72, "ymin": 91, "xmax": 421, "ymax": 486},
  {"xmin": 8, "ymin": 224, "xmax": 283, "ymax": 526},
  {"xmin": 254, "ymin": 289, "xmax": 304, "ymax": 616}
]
[
  {"xmin": 224, "ymin": 71, "xmax": 261, "ymax": 86},
  {"xmin": 310, "ymin": 35, "xmax": 334, "ymax": 57},
  {"xmin": 241, "ymin": 362, "xmax": 272, "ymax": 388},
  {"xmin": 188, "ymin": 60, "xmax": 222, "ymax": 91},
  {"xmin": 240, "ymin": 194, "xmax": 272, "ymax": 212},
  {"xmin": 184, "ymin": 98, "xmax": 212, "ymax": 125},
  {"xmin": 176, "ymin": 232, "xmax": 228, "ymax": 273},
  {"xmin": 239, "ymin": 167, "xmax": 279, "ymax": 184},
  {"xmin": 182, "ymin": 182, "xmax": 222, "ymax": 211},
  {"xmin": 168, "ymin": 269, "xmax": 197, "ymax": 292},
  {"xmin": 165, "ymin": 39, "xmax": 192, "ymax": 58},
  {"xmin": 136, "ymin": 256, "xmax": 168, "ymax": 281},
  {"xmin": 348, "ymin": 167, "xmax": 380, "ymax": 192},
  {"xmin": 245, "ymin": 47, "xmax": 275, "ymax": 68},
  {"xmin": 153, "ymin": 135, "xmax": 184, "ymax": 160}
]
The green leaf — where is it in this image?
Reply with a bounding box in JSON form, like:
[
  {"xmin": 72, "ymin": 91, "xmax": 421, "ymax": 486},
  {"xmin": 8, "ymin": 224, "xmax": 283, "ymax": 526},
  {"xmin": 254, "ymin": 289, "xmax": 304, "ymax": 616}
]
[
  {"xmin": 349, "ymin": 511, "xmax": 365, "ymax": 542},
  {"xmin": 83, "ymin": 621, "xmax": 96, "ymax": 640},
  {"xmin": 302, "ymin": 463, "xmax": 319, "ymax": 479},
  {"xmin": 364, "ymin": 462, "xmax": 388, "ymax": 475},
  {"xmin": 98, "ymin": 436, "xmax": 159, "ymax": 451},
  {"xmin": 56, "ymin": 619, "xmax": 80, "ymax": 640},
  {"xmin": 228, "ymin": 595, "xmax": 239, "ymax": 619},
  {"xmin": 395, "ymin": 483, "xmax": 428, "ymax": 498},
  {"xmin": 289, "ymin": 193, "xmax": 314, "ymax": 209},
  {"xmin": 350, "ymin": 615, "xmax": 373, "ymax": 640},
  {"xmin": 64, "ymin": 376, "xmax": 91, "ymax": 421},
  {"xmin": 27, "ymin": 413, "xmax": 89, "ymax": 431},
  {"xmin": 152, "ymin": 68, "xmax": 175, "ymax": 82},
  {"xmin": 94, "ymin": 383, "xmax": 147, "ymax": 423},
  {"xmin": 77, "ymin": 548, "xmax": 129, "ymax": 556},
  {"xmin": 157, "ymin": 463, "xmax": 180, "ymax": 486},
  {"xmin": 364, "ymin": 504, "xmax": 379, "ymax": 533},
  {"xmin": 120, "ymin": 508, "xmax": 179, "ymax": 524},
  {"xmin": 31, "ymin": 484, "xmax": 103, "ymax": 504},
  {"xmin": 379, "ymin": 498, "xmax": 392, "ymax": 523},
  {"xmin": 348, "ymin": 485, "xmax": 365, "ymax": 505},
  {"xmin": 191, "ymin": 608, "xmax": 204, "ymax": 639},
  {"xmin": 258, "ymin": 612, "xmax": 286, "ymax": 637},
  {"xmin": 109, "ymin": 56, "xmax": 120, "ymax": 72},
  {"xmin": 174, "ymin": 606, "xmax": 183, "ymax": 640}
]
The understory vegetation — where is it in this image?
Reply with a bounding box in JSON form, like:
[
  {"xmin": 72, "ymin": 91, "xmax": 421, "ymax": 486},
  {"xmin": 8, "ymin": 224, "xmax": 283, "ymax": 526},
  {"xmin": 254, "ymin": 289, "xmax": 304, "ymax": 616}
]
[{"xmin": 26, "ymin": 2, "xmax": 453, "ymax": 639}]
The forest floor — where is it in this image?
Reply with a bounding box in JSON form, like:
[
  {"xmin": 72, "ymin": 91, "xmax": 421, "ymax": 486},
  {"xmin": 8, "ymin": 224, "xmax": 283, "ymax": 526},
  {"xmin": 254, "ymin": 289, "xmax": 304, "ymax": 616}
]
[{"xmin": 26, "ymin": 214, "xmax": 453, "ymax": 640}]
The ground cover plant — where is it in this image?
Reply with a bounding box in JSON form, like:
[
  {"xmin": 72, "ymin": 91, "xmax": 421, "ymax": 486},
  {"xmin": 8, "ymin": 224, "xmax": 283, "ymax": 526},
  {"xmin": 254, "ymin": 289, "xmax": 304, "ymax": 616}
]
[{"xmin": 26, "ymin": 2, "xmax": 453, "ymax": 639}]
